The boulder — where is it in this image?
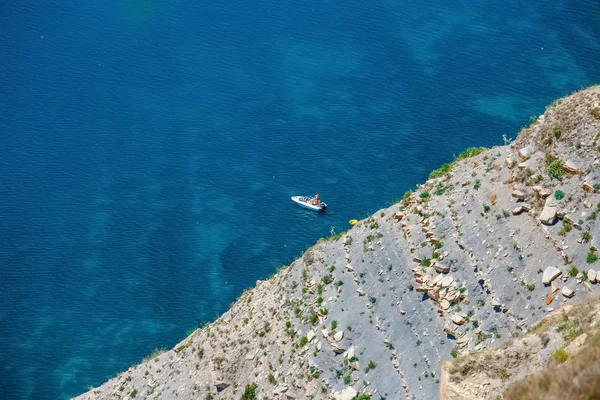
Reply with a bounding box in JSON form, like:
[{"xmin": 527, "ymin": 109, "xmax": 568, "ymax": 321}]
[
  {"xmin": 539, "ymin": 188, "xmax": 552, "ymax": 198},
  {"xmin": 562, "ymin": 286, "xmax": 575, "ymax": 298},
  {"xmin": 539, "ymin": 204, "xmax": 557, "ymax": 225},
  {"xmin": 333, "ymin": 330, "xmax": 344, "ymax": 342},
  {"xmin": 441, "ymin": 276, "xmax": 455, "ymax": 288},
  {"xmin": 393, "ymin": 212, "xmax": 404, "ymax": 220},
  {"xmin": 440, "ymin": 299, "xmax": 450, "ymax": 310},
  {"xmin": 451, "ymin": 314, "xmax": 466, "ymax": 325},
  {"xmin": 583, "ymin": 181, "xmax": 595, "ymax": 193},
  {"xmin": 434, "ymin": 264, "xmax": 450, "ymax": 274},
  {"xmin": 511, "ymin": 190, "xmax": 526, "ymax": 200},
  {"xmin": 562, "ymin": 160, "xmax": 581, "ymax": 174},
  {"xmin": 505, "ymin": 157, "xmax": 517, "ymax": 168},
  {"xmin": 307, "ymin": 330, "xmax": 316, "ymax": 342},
  {"xmin": 334, "ymin": 387, "xmax": 357, "ymax": 400},
  {"xmin": 588, "ymin": 269, "xmax": 597, "ymax": 283},
  {"xmin": 512, "ymin": 206, "xmax": 523, "ymax": 215},
  {"xmin": 542, "ymin": 267, "xmax": 562, "ymax": 284},
  {"xmin": 545, "ymin": 293, "xmax": 555, "ymax": 305},
  {"xmin": 518, "ymin": 146, "xmax": 534, "ymax": 160},
  {"xmin": 346, "ymin": 345, "xmax": 355, "ymax": 360}
]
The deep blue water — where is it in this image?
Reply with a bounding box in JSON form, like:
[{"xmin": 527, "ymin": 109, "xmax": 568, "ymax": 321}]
[{"xmin": 1, "ymin": 0, "xmax": 599, "ymax": 398}]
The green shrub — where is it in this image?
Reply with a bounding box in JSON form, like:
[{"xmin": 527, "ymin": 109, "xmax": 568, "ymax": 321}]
[
  {"xmin": 555, "ymin": 190, "xmax": 564, "ymax": 200},
  {"xmin": 429, "ymin": 163, "xmax": 451, "ymax": 179},
  {"xmin": 548, "ymin": 158, "xmax": 563, "ymax": 179},
  {"xmin": 553, "ymin": 127, "xmax": 562, "ymax": 140},
  {"xmin": 456, "ymin": 147, "xmax": 485, "ymax": 160},
  {"xmin": 587, "ymin": 251, "xmax": 598, "ymax": 264},
  {"xmin": 240, "ymin": 383, "xmax": 258, "ymax": 400},
  {"xmin": 299, "ymin": 336, "xmax": 308, "ymax": 347},
  {"xmin": 420, "ymin": 258, "xmax": 431, "ymax": 267},
  {"xmin": 474, "ymin": 180, "xmax": 481, "ymax": 190},
  {"xmin": 568, "ymin": 266, "xmax": 579, "ymax": 277},
  {"xmin": 582, "ymin": 232, "xmax": 592, "ymax": 242},
  {"xmin": 268, "ymin": 374, "xmax": 276, "ymax": 385},
  {"xmin": 591, "ymin": 107, "xmax": 600, "ymax": 120},
  {"xmin": 450, "ymin": 348, "xmax": 458, "ymax": 358},
  {"xmin": 420, "ymin": 191, "xmax": 430, "ymax": 199},
  {"xmin": 552, "ymin": 348, "xmax": 569, "ymax": 363},
  {"xmin": 483, "ymin": 205, "xmax": 490, "ymax": 213}
]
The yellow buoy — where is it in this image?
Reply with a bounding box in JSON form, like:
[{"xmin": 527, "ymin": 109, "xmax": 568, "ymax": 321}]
[{"xmin": 349, "ymin": 219, "xmax": 358, "ymax": 226}]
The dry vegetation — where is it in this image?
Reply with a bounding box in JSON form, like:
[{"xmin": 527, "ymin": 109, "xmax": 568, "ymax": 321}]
[{"xmin": 503, "ymin": 330, "xmax": 600, "ymax": 400}]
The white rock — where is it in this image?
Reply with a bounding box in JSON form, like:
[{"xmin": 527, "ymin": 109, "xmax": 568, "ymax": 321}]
[
  {"xmin": 542, "ymin": 267, "xmax": 562, "ymax": 284},
  {"xmin": 307, "ymin": 330, "xmax": 316, "ymax": 342},
  {"xmin": 511, "ymin": 190, "xmax": 526, "ymax": 200},
  {"xmin": 346, "ymin": 345, "xmax": 355, "ymax": 360},
  {"xmin": 334, "ymin": 330, "xmax": 344, "ymax": 342},
  {"xmin": 562, "ymin": 286, "xmax": 575, "ymax": 298},
  {"xmin": 588, "ymin": 269, "xmax": 597, "ymax": 283},
  {"xmin": 518, "ymin": 146, "xmax": 534, "ymax": 160},
  {"xmin": 539, "ymin": 204, "xmax": 557, "ymax": 225},
  {"xmin": 334, "ymin": 387, "xmax": 357, "ymax": 400},
  {"xmin": 441, "ymin": 276, "xmax": 455, "ymax": 288},
  {"xmin": 451, "ymin": 314, "xmax": 466, "ymax": 325}
]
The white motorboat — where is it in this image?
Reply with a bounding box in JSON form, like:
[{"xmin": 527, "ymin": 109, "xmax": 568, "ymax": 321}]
[{"xmin": 291, "ymin": 195, "xmax": 327, "ymax": 211}]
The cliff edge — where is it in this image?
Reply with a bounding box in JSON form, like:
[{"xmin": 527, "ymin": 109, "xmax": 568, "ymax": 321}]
[{"xmin": 76, "ymin": 85, "xmax": 600, "ymax": 400}]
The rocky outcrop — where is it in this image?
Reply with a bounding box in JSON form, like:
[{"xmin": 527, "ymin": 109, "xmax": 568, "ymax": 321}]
[{"xmin": 75, "ymin": 86, "xmax": 600, "ymax": 400}]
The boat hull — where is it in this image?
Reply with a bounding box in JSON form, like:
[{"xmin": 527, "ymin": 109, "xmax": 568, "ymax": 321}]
[{"xmin": 291, "ymin": 196, "xmax": 327, "ymax": 211}]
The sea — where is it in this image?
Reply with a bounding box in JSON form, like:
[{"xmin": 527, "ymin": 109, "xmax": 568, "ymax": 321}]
[{"xmin": 1, "ymin": 0, "xmax": 599, "ymax": 398}]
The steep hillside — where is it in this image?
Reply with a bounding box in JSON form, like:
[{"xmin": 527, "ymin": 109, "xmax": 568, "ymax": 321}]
[{"xmin": 76, "ymin": 85, "xmax": 600, "ymax": 400}]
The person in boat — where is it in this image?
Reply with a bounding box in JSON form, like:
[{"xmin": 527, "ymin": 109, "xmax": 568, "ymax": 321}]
[{"xmin": 313, "ymin": 194, "xmax": 319, "ymax": 205}]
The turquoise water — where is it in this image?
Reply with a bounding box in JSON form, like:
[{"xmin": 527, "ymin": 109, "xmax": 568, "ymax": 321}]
[{"xmin": 1, "ymin": 0, "xmax": 599, "ymax": 398}]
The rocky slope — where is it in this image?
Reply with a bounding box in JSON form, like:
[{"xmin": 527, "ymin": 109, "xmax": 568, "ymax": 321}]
[{"xmin": 76, "ymin": 85, "xmax": 600, "ymax": 400}]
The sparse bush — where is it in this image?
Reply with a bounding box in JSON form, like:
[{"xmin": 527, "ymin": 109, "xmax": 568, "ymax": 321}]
[
  {"xmin": 568, "ymin": 266, "xmax": 579, "ymax": 277},
  {"xmin": 420, "ymin": 191, "xmax": 430, "ymax": 199},
  {"xmin": 450, "ymin": 348, "xmax": 458, "ymax": 358},
  {"xmin": 554, "ymin": 190, "xmax": 564, "ymax": 200},
  {"xmin": 268, "ymin": 373, "xmax": 276, "ymax": 385},
  {"xmin": 591, "ymin": 107, "xmax": 600, "ymax": 120}
]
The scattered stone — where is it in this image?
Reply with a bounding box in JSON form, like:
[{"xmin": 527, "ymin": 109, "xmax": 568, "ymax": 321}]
[
  {"xmin": 539, "ymin": 204, "xmax": 557, "ymax": 225},
  {"xmin": 542, "ymin": 267, "xmax": 562, "ymax": 284},
  {"xmin": 551, "ymin": 281, "xmax": 560, "ymax": 293},
  {"xmin": 307, "ymin": 330, "xmax": 316, "ymax": 343},
  {"xmin": 545, "ymin": 293, "xmax": 555, "ymax": 305},
  {"xmin": 451, "ymin": 314, "xmax": 466, "ymax": 325},
  {"xmin": 561, "ymin": 286, "xmax": 575, "ymax": 298},
  {"xmin": 461, "ymin": 180, "xmax": 471, "ymax": 187},
  {"xmin": 345, "ymin": 264, "xmax": 354, "ymax": 271},
  {"xmin": 394, "ymin": 212, "xmax": 404, "ymax": 220}
]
